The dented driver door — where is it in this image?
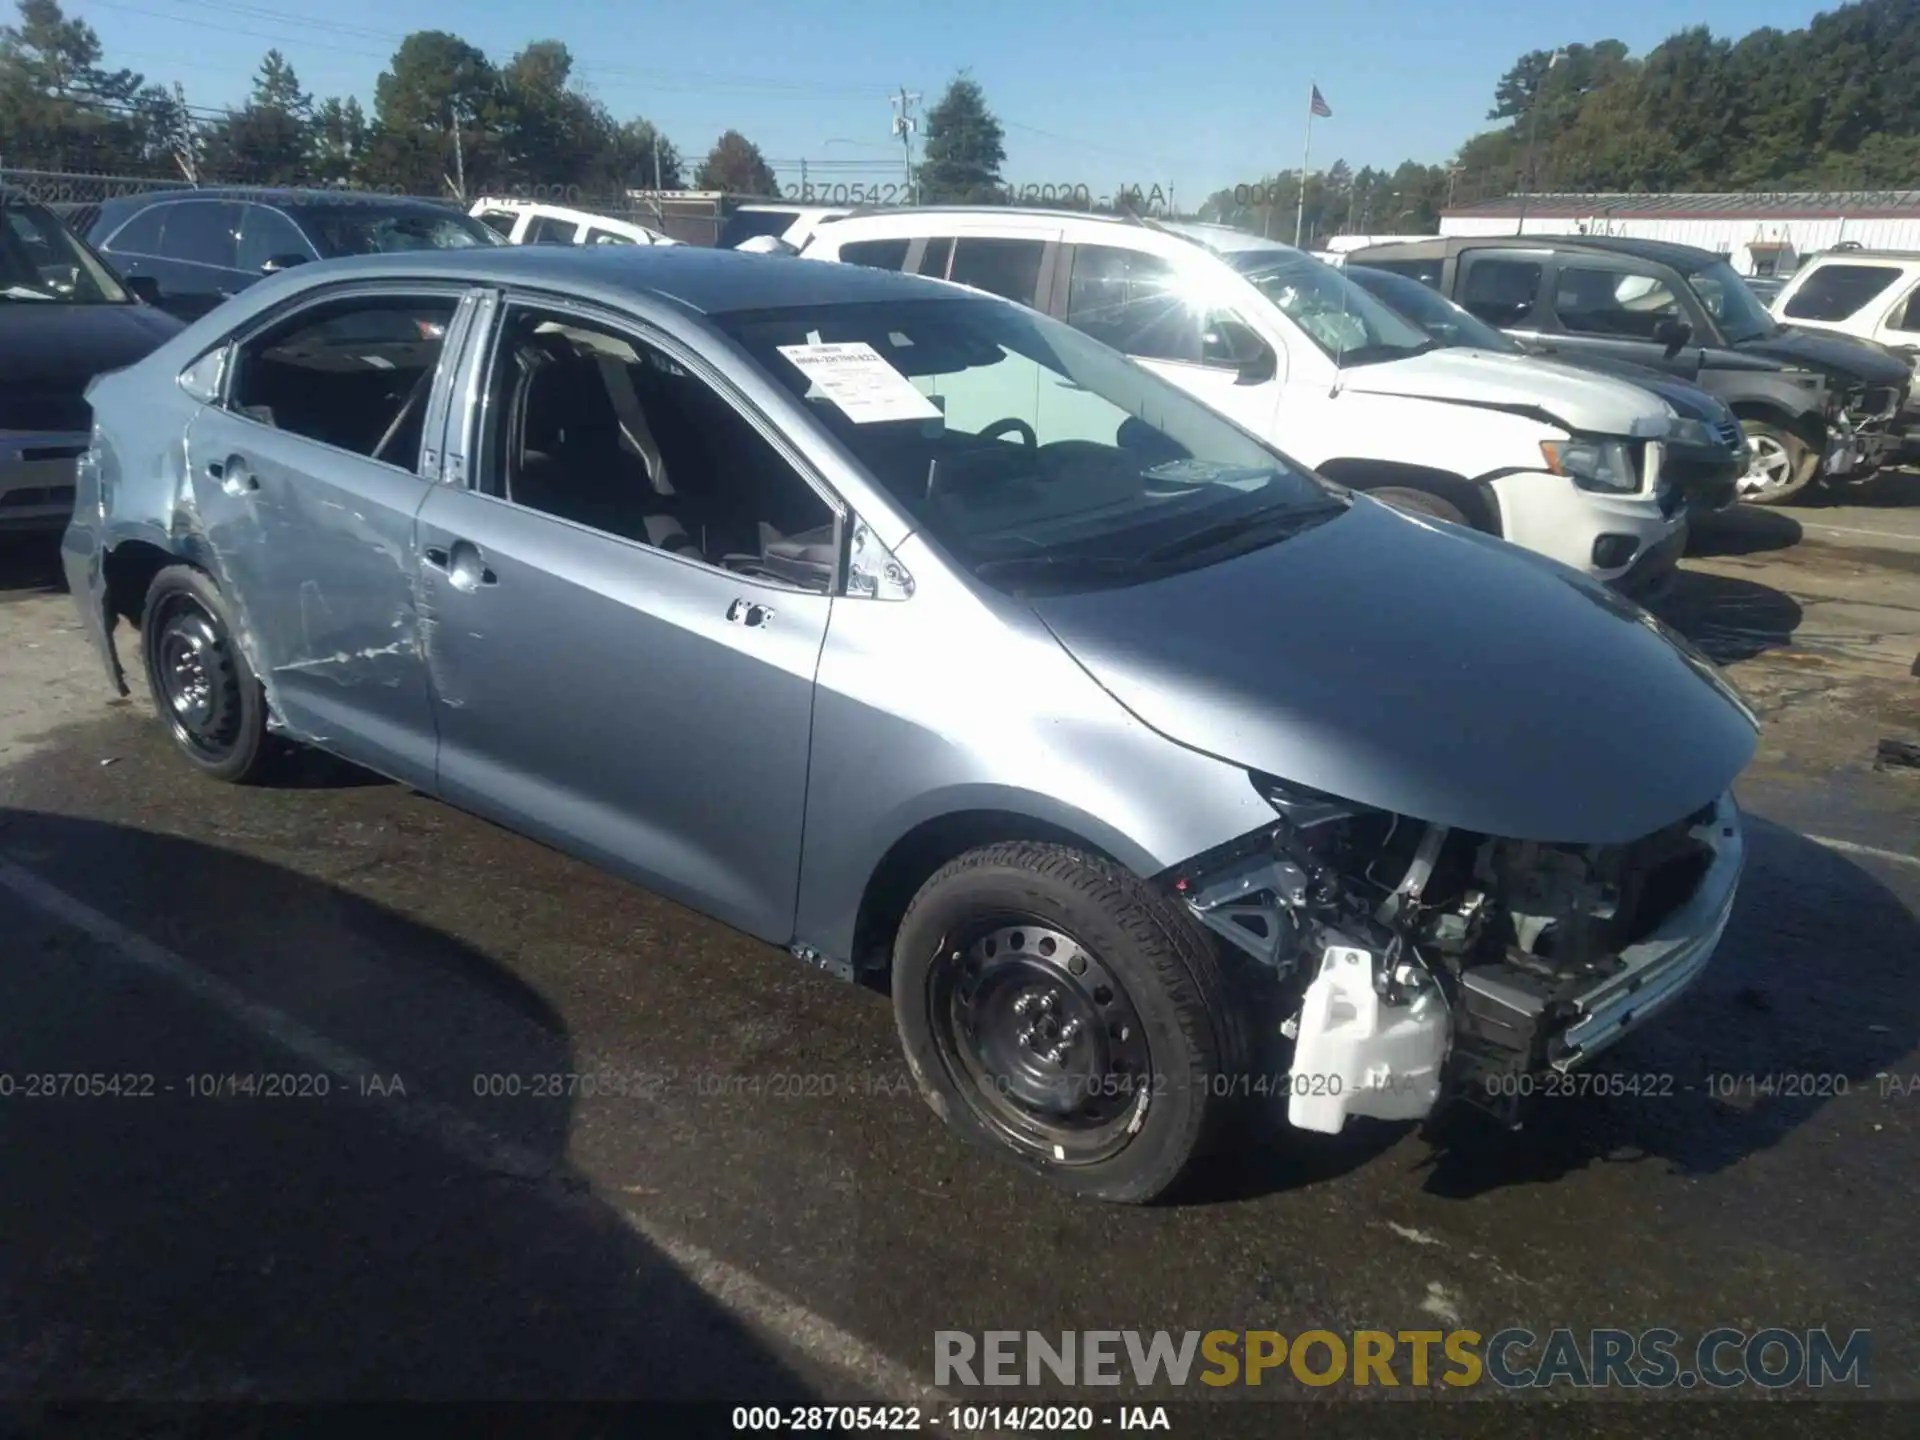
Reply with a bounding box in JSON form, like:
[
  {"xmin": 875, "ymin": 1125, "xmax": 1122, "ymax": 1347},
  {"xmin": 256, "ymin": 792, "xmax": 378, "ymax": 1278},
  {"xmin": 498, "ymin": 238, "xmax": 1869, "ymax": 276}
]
[{"xmin": 183, "ymin": 284, "xmax": 484, "ymax": 790}]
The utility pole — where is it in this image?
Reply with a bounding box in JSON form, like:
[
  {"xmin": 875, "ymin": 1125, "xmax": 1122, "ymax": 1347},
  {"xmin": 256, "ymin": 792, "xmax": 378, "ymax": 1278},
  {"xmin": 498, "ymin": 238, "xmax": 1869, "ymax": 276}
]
[
  {"xmin": 1515, "ymin": 49, "xmax": 1567, "ymax": 235},
  {"xmin": 800, "ymin": 157, "xmax": 809, "ymax": 202},
  {"xmin": 891, "ymin": 87, "xmax": 920, "ymax": 203},
  {"xmin": 446, "ymin": 102, "xmax": 466, "ymax": 202},
  {"xmin": 170, "ymin": 80, "xmax": 199, "ymax": 185}
]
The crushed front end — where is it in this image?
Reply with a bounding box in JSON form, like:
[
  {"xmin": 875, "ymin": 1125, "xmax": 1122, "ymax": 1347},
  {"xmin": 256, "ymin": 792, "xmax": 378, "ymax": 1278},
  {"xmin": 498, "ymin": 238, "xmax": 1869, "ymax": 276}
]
[{"xmin": 1164, "ymin": 778, "xmax": 1744, "ymax": 1134}]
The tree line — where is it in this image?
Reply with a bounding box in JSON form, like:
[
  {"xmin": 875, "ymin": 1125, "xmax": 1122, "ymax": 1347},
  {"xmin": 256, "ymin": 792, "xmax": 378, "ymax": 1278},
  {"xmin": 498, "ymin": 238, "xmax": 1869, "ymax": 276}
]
[
  {"xmin": 1204, "ymin": 0, "xmax": 1920, "ymax": 243},
  {"xmin": 4, "ymin": 0, "xmax": 1916, "ymax": 223}
]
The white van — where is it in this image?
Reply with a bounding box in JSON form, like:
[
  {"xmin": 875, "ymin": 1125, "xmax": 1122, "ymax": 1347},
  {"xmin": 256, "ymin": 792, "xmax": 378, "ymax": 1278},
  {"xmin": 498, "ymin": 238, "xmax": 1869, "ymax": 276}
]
[
  {"xmin": 469, "ymin": 198, "xmax": 677, "ymax": 247},
  {"xmin": 803, "ymin": 209, "xmax": 1689, "ymax": 593}
]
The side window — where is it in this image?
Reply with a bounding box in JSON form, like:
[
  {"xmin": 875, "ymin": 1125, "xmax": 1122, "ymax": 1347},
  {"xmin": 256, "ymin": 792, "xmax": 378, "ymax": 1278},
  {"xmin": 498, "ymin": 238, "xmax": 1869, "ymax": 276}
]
[
  {"xmin": 1554, "ymin": 266, "xmax": 1683, "ymax": 340},
  {"xmin": 104, "ymin": 205, "xmax": 167, "ymax": 256},
  {"xmin": 1362, "ymin": 257, "xmax": 1443, "ymax": 288},
  {"xmin": 476, "ymin": 210, "xmax": 518, "ymax": 237},
  {"xmin": 1458, "ymin": 257, "xmax": 1544, "ymax": 327},
  {"xmin": 1782, "ymin": 263, "xmax": 1902, "ymax": 322},
  {"xmin": 227, "ymin": 293, "xmax": 459, "ymax": 468},
  {"xmin": 1889, "ymin": 285, "xmax": 1920, "ymax": 334},
  {"xmin": 480, "ymin": 308, "xmax": 836, "ymax": 591},
  {"xmin": 838, "ymin": 237, "xmax": 910, "ymax": 271},
  {"xmin": 158, "ymin": 201, "xmax": 242, "ymax": 268},
  {"xmin": 524, "ymin": 214, "xmax": 580, "ymax": 245},
  {"xmin": 918, "ymin": 235, "xmax": 954, "ymax": 279},
  {"xmin": 1065, "ymin": 244, "xmax": 1205, "ymax": 364},
  {"xmin": 947, "ymin": 237, "xmax": 1047, "ymax": 304},
  {"xmin": 235, "ymin": 205, "xmax": 312, "ymax": 272},
  {"xmin": 584, "ymin": 227, "xmax": 637, "ymax": 246}
]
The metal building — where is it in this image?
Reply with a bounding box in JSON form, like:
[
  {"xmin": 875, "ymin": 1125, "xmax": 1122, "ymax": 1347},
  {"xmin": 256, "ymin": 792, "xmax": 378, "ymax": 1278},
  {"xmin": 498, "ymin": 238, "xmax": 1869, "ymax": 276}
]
[{"xmin": 1438, "ymin": 192, "xmax": 1920, "ymax": 276}]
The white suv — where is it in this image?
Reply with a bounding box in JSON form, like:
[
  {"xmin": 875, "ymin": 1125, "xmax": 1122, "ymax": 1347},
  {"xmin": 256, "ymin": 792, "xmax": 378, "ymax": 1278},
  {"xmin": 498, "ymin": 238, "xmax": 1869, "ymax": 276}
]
[
  {"xmin": 469, "ymin": 198, "xmax": 676, "ymax": 247},
  {"xmin": 1770, "ymin": 249, "xmax": 1920, "ymax": 450},
  {"xmin": 803, "ymin": 209, "xmax": 1689, "ymax": 593}
]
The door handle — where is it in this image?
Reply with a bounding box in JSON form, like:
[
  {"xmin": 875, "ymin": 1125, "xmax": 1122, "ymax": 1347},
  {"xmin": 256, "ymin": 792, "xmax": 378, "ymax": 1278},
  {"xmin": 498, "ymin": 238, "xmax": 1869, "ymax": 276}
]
[
  {"xmin": 726, "ymin": 598, "xmax": 774, "ymax": 627},
  {"xmin": 424, "ymin": 539, "xmax": 497, "ymax": 591},
  {"xmin": 207, "ymin": 454, "xmax": 256, "ymax": 494}
]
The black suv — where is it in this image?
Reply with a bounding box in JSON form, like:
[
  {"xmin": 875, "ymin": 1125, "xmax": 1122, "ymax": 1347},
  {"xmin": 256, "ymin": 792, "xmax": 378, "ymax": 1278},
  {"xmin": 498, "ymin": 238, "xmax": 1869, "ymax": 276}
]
[
  {"xmin": 1345, "ymin": 235, "xmax": 1912, "ymax": 505},
  {"xmin": 1343, "ymin": 262, "xmax": 1746, "ymax": 515},
  {"xmin": 86, "ymin": 187, "xmax": 504, "ymax": 322}
]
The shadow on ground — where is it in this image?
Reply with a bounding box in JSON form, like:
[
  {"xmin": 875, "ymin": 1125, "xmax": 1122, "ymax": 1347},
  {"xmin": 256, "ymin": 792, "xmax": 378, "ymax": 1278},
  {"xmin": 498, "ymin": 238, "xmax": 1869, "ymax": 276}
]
[
  {"xmin": 0, "ymin": 807, "xmax": 818, "ymax": 1404},
  {"xmin": 1650, "ymin": 571, "xmax": 1805, "ymax": 663},
  {"xmin": 1686, "ymin": 505, "xmax": 1804, "ymax": 558},
  {"xmin": 0, "ymin": 533, "xmax": 67, "ymax": 599}
]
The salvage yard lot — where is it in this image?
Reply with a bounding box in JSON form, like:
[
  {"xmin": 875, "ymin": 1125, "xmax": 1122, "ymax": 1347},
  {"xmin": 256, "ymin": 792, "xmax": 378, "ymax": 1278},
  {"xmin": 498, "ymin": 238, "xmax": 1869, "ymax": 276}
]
[{"xmin": 0, "ymin": 491, "xmax": 1917, "ymax": 1413}]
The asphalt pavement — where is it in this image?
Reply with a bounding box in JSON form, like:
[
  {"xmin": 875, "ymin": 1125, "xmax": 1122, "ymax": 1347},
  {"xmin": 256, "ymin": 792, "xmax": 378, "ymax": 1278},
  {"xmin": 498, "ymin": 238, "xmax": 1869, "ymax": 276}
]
[{"xmin": 0, "ymin": 484, "xmax": 1917, "ymax": 1434}]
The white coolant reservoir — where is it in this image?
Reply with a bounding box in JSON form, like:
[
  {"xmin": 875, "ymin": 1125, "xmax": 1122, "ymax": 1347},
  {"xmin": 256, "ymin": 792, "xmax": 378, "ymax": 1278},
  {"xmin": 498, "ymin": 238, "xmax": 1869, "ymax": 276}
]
[{"xmin": 1287, "ymin": 946, "xmax": 1450, "ymax": 1134}]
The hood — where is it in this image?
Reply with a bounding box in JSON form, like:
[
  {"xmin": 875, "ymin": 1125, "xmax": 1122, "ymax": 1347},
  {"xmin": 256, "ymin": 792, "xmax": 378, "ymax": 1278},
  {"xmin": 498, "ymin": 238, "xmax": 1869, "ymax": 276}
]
[
  {"xmin": 0, "ymin": 303, "xmax": 183, "ymax": 390},
  {"xmin": 1334, "ymin": 347, "xmax": 1667, "ymax": 437},
  {"xmin": 1545, "ymin": 353, "xmax": 1735, "ymax": 425},
  {"xmin": 1029, "ymin": 499, "xmax": 1757, "ymax": 845},
  {"xmin": 1742, "ymin": 325, "xmax": 1911, "ymax": 387}
]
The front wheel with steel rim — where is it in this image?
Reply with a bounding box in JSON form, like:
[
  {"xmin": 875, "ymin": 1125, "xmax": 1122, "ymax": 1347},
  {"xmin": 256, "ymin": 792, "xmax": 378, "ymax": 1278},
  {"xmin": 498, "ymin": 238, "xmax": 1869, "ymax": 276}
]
[
  {"xmin": 141, "ymin": 564, "xmax": 276, "ymax": 783},
  {"xmin": 1736, "ymin": 420, "xmax": 1818, "ymax": 506},
  {"xmin": 892, "ymin": 841, "xmax": 1242, "ymax": 1203}
]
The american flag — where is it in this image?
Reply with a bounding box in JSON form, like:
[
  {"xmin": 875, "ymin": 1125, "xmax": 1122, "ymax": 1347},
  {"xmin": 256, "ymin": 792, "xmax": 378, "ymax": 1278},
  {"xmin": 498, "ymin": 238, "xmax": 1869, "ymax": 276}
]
[{"xmin": 1309, "ymin": 85, "xmax": 1332, "ymax": 118}]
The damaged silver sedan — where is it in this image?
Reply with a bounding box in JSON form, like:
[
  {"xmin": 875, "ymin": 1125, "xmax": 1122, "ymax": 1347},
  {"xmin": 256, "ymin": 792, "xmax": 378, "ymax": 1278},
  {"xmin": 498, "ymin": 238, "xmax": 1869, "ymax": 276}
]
[{"xmin": 61, "ymin": 246, "xmax": 1759, "ymax": 1202}]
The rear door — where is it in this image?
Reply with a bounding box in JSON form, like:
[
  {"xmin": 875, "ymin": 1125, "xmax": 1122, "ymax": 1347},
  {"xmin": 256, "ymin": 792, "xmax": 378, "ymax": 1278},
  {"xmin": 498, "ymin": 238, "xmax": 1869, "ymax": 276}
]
[
  {"xmin": 183, "ymin": 282, "xmax": 481, "ymax": 788},
  {"xmin": 148, "ymin": 199, "xmax": 250, "ymax": 319}
]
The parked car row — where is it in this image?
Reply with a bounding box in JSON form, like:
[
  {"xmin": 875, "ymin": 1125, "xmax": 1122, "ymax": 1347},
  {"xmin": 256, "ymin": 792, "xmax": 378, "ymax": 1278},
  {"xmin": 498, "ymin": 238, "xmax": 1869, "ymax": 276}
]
[
  {"xmin": 800, "ymin": 206, "xmax": 1720, "ymax": 591},
  {"xmin": 58, "ymin": 239, "xmax": 1758, "ymax": 1203}
]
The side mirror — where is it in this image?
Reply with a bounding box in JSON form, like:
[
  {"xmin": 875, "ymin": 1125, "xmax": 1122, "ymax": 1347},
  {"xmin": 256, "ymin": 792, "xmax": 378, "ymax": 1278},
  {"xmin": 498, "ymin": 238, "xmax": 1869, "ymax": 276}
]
[
  {"xmin": 125, "ymin": 274, "xmax": 163, "ymax": 305},
  {"xmin": 1202, "ymin": 317, "xmax": 1276, "ymax": 384},
  {"xmin": 260, "ymin": 253, "xmax": 308, "ymax": 274},
  {"xmin": 1655, "ymin": 316, "xmax": 1693, "ymax": 356}
]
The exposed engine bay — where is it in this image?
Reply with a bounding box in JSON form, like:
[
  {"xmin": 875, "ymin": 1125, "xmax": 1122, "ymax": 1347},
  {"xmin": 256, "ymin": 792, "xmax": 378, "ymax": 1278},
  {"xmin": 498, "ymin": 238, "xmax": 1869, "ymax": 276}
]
[{"xmin": 1166, "ymin": 776, "xmax": 1743, "ymax": 1134}]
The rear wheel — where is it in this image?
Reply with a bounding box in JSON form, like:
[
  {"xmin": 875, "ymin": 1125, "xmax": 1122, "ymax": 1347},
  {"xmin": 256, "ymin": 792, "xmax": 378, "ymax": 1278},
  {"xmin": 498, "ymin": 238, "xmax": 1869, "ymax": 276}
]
[
  {"xmin": 140, "ymin": 565, "xmax": 277, "ymax": 784},
  {"xmin": 1736, "ymin": 421, "xmax": 1818, "ymax": 505},
  {"xmin": 1369, "ymin": 486, "xmax": 1469, "ymax": 525},
  {"xmin": 892, "ymin": 842, "xmax": 1240, "ymax": 1204}
]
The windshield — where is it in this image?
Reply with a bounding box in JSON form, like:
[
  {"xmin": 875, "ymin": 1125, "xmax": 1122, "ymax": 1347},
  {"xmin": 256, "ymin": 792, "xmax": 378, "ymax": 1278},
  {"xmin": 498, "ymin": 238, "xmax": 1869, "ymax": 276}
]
[
  {"xmin": 1687, "ymin": 260, "xmax": 1777, "ymax": 344},
  {"xmin": 717, "ymin": 296, "xmax": 1344, "ymax": 590},
  {"xmin": 1225, "ymin": 248, "xmax": 1435, "ymax": 365},
  {"xmin": 0, "ymin": 197, "xmax": 130, "ymax": 303},
  {"xmin": 296, "ymin": 206, "xmax": 503, "ymax": 258},
  {"xmin": 1345, "ymin": 265, "xmax": 1522, "ymax": 354}
]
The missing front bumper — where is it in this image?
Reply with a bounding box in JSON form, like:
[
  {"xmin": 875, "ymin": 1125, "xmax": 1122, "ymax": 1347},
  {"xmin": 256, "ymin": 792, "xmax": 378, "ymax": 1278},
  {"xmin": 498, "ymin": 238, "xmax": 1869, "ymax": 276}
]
[{"xmin": 1273, "ymin": 793, "xmax": 1745, "ymax": 1134}]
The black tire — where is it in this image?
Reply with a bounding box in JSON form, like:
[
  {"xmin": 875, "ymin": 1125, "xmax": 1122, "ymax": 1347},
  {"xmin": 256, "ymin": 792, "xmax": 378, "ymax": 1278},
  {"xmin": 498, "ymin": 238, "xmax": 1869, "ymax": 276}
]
[
  {"xmin": 1736, "ymin": 420, "xmax": 1818, "ymax": 506},
  {"xmin": 891, "ymin": 842, "xmax": 1240, "ymax": 1204},
  {"xmin": 140, "ymin": 565, "xmax": 277, "ymax": 784},
  {"xmin": 1368, "ymin": 486, "xmax": 1470, "ymax": 526}
]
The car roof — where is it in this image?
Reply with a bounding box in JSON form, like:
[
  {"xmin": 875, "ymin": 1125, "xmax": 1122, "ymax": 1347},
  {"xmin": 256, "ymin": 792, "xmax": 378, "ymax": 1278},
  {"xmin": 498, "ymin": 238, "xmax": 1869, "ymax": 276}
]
[
  {"xmin": 104, "ymin": 187, "xmax": 463, "ymax": 212},
  {"xmin": 272, "ymin": 243, "xmax": 961, "ymax": 314},
  {"xmin": 825, "ymin": 206, "xmax": 1309, "ymax": 259},
  {"xmin": 1354, "ymin": 233, "xmax": 1725, "ymax": 270},
  {"xmin": 1793, "ymin": 248, "xmax": 1920, "ymax": 264}
]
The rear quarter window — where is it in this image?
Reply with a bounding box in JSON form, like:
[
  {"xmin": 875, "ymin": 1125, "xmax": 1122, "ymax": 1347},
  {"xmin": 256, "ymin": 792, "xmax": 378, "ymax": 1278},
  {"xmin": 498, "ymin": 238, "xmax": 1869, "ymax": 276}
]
[
  {"xmin": 1783, "ymin": 263, "xmax": 1904, "ymax": 322},
  {"xmin": 837, "ymin": 237, "xmax": 911, "ymax": 271}
]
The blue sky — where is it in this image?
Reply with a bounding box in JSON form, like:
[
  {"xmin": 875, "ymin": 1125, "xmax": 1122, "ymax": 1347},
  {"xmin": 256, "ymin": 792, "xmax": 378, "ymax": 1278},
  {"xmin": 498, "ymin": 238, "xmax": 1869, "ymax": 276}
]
[{"xmin": 71, "ymin": 0, "xmax": 1840, "ymax": 197}]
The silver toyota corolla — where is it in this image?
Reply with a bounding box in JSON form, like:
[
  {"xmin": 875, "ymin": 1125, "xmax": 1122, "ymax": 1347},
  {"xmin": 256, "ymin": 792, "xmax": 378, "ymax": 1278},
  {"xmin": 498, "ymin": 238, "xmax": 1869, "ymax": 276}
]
[{"xmin": 62, "ymin": 246, "xmax": 1759, "ymax": 1203}]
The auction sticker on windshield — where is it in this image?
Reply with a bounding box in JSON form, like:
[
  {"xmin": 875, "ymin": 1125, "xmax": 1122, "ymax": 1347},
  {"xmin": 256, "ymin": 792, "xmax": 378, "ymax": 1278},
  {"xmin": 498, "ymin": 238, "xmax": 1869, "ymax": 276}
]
[{"xmin": 777, "ymin": 341, "xmax": 942, "ymax": 424}]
